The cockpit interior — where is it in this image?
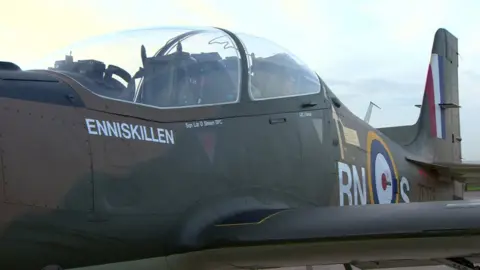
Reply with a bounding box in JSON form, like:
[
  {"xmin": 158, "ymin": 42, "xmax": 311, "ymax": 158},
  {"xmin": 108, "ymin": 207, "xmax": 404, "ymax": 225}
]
[{"xmin": 45, "ymin": 27, "xmax": 322, "ymax": 108}]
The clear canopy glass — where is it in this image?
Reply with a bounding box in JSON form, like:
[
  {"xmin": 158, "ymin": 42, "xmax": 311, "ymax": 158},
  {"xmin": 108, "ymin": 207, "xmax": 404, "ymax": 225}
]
[
  {"xmin": 237, "ymin": 33, "xmax": 322, "ymax": 100},
  {"xmin": 28, "ymin": 26, "xmax": 322, "ymax": 109}
]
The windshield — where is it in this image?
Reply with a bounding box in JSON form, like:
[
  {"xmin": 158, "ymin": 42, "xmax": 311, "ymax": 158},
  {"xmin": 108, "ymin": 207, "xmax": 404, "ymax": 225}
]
[
  {"xmin": 236, "ymin": 33, "xmax": 321, "ymax": 100},
  {"xmin": 28, "ymin": 27, "xmax": 242, "ymax": 109}
]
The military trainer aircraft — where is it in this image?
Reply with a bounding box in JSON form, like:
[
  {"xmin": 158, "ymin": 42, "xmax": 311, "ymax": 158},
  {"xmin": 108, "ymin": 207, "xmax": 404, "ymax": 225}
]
[{"xmin": 1, "ymin": 26, "xmax": 480, "ymax": 270}]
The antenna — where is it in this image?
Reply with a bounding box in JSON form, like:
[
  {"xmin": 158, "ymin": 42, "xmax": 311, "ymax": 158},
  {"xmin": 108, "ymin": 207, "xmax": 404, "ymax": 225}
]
[{"xmin": 364, "ymin": 101, "xmax": 381, "ymax": 124}]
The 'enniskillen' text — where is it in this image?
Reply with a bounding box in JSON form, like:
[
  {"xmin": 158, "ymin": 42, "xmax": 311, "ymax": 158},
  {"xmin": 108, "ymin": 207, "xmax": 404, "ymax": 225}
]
[{"xmin": 85, "ymin": 118, "xmax": 175, "ymax": 144}]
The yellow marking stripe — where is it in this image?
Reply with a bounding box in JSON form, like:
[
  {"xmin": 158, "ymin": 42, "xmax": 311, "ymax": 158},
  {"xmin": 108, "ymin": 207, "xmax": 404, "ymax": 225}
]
[
  {"xmin": 366, "ymin": 131, "xmax": 400, "ymax": 204},
  {"xmin": 214, "ymin": 209, "xmax": 287, "ymax": 227}
]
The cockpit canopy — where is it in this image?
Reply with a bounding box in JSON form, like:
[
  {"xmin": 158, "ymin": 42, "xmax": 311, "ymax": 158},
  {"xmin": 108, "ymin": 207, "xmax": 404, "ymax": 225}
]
[{"xmin": 29, "ymin": 26, "xmax": 322, "ymax": 108}]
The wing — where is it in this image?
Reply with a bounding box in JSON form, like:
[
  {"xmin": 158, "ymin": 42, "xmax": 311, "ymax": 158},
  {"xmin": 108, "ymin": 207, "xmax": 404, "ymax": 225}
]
[
  {"xmin": 407, "ymin": 156, "xmax": 480, "ymax": 184},
  {"xmin": 169, "ymin": 201, "xmax": 480, "ymax": 270}
]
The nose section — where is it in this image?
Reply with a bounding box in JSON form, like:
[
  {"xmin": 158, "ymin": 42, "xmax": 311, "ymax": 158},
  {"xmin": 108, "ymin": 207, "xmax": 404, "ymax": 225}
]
[{"xmin": 0, "ymin": 70, "xmax": 93, "ymax": 211}]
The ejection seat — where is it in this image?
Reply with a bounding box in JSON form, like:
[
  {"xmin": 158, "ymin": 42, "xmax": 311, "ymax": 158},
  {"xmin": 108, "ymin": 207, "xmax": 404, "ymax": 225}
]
[
  {"xmin": 50, "ymin": 55, "xmax": 134, "ymax": 101},
  {"xmin": 191, "ymin": 52, "xmax": 238, "ymax": 105},
  {"xmin": 136, "ymin": 43, "xmax": 199, "ymax": 107}
]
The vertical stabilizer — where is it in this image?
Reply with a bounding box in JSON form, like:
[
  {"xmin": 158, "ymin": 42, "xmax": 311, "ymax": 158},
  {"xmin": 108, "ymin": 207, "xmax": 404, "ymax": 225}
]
[
  {"xmin": 378, "ymin": 28, "xmax": 461, "ymax": 163},
  {"xmin": 417, "ymin": 28, "xmax": 461, "ymax": 162}
]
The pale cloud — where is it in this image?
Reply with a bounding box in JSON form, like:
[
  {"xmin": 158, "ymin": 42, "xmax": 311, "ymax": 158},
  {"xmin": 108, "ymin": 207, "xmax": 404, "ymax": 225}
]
[
  {"xmin": 0, "ymin": 0, "xmax": 129, "ymax": 63},
  {"xmin": 175, "ymin": 0, "xmax": 235, "ymax": 28},
  {"xmin": 359, "ymin": 0, "xmax": 449, "ymax": 43},
  {"xmin": 277, "ymin": 0, "xmax": 317, "ymax": 23},
  {"xmin": 2, "ymin": 0, "xmax": 480, "ymax": 160},
  {"xmin": 0, "ymin": 0, "xmax": 233, "ymax": 64}
]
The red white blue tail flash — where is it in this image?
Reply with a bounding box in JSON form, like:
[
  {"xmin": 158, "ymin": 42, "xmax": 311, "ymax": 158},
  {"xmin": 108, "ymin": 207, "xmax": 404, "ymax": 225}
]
[{"xmin": 425, "ymin": 53, "xmax": 446, "ymax": 139}]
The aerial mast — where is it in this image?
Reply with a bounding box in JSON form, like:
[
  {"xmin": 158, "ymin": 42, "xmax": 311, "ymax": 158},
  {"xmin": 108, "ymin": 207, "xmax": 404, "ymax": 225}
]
[{"xmin": 364, "ymin": 101, "xmax": 381, "ymax": 124}]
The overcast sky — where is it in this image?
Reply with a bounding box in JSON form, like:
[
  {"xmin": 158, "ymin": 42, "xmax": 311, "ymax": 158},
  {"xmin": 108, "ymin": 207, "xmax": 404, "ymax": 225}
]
[{"xmin": 2, "ymin": 0, "xmax": 480, "ymax": 160}]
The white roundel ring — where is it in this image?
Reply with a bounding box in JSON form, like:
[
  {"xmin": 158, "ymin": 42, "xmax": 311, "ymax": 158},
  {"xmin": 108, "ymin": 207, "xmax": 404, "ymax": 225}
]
[{"xmin": 367, "ymin": 131, "xmax": 400, "ymax": 204}]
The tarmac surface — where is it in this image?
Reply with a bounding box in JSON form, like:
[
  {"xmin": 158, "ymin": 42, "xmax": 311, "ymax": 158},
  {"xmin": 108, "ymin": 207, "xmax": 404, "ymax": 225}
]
[{"xmin": 278, "ymin": 266, "xmax": 454, "ymax": 270}]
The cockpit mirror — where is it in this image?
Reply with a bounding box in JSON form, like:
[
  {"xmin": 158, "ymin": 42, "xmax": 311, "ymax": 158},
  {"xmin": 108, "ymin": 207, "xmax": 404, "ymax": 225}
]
[
  {"xmin": 176, "ymin": 42, "xmax": 182, "ymax": 53},
  {"xmin": 141, "ymin": 45, "xmax": 147, "ymax": 67}
]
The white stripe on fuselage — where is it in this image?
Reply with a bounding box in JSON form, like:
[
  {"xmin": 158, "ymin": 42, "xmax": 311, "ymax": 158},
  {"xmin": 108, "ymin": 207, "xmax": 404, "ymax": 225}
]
[{"xmin": 431, "ymin": 54, "xmax": 443, "ymax": 139}]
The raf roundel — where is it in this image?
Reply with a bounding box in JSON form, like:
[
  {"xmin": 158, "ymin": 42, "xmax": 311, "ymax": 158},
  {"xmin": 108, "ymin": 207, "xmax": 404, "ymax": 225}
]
[{"xmin": 366, "ymin": 131, "xmax": 400, "ymax": 204}]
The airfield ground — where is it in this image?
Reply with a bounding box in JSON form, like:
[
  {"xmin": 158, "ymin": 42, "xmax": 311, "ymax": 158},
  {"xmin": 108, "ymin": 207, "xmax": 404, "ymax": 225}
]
[
  {"xmin": 464, "ymin": 191, "xmax": 480, "ymax": 199},
  {"xmin": 279, "ymin": 266, "xmax": 453, "ymax": 270}
]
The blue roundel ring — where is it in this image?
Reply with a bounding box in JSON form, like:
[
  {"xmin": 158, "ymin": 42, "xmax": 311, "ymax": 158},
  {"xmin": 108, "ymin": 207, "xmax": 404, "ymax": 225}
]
[{"xmin": 366, "ymin": 131, "xmax": 400, "ymax": 204}]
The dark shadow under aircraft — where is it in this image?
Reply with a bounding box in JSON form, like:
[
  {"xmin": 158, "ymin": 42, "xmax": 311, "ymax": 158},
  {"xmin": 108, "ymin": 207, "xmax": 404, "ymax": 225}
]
[{"xmin": 0, "ymin": 26, "xmax": 480, "ymax": 270}]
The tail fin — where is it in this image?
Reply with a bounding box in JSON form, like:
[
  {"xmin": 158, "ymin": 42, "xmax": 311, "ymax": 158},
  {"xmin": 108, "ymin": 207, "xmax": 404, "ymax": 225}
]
[
  {"xmin": 379, "ymin": 28, "xmax": 461, "ymax": 162},
  {"xmin": 418, "ymin": 28, "xmax": 461, "ymax": 162}
]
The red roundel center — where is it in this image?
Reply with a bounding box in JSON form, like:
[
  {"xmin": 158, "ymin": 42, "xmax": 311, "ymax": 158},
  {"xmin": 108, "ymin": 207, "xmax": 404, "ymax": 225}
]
[{"xmin": 381, "ymin": 173, "xmax": 388, "ymax": 190}]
